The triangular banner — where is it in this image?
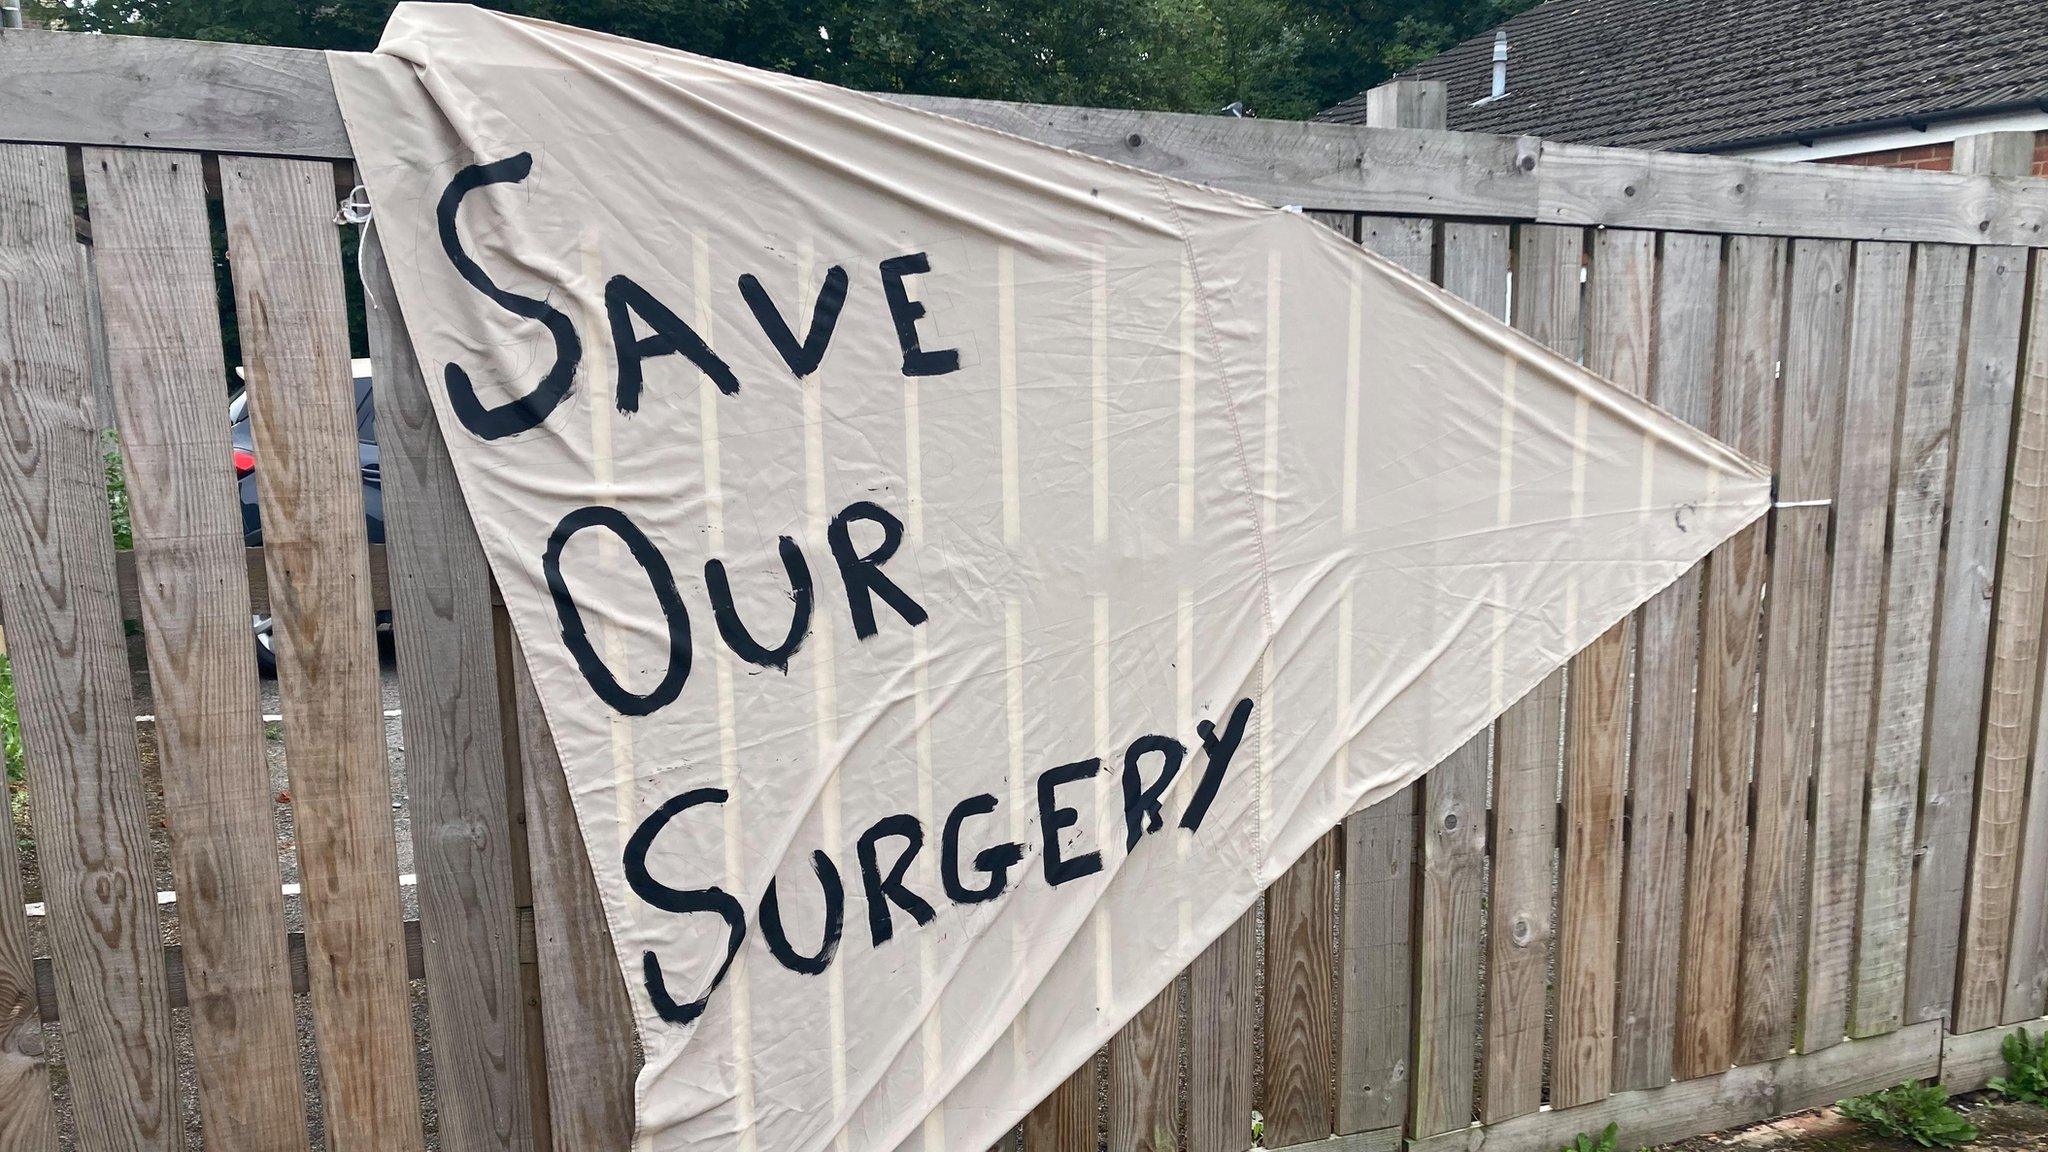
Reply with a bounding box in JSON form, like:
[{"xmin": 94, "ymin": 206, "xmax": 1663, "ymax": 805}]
[{"xmin": 330, "ymin": 8, "xmax": 1770, "ymax": 1149}]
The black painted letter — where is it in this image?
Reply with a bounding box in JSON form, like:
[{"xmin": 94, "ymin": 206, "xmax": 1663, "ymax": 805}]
[
  {"xmin": 622, "ymin": 788, "xmax": 744, "ymax": 1025},
  {"xmin": 759, "ymin": 850, "xmax": 844, "ymax": 976},
  {"xmin": 543, "ymin": 506, "xmax": 691, "ymax": 715},
  {"xmin": 857, "ymin": 813, "xmax": 936, "ymax": 946},
  {"xmin": 1038, "ymin": 758, "xmax": 1104, "ymax": 887},
  {"xmin": 607, "ymin": 274, "xmax": 741, "ymax": 412},
  {"xmin": 704, "ymin": 536, "xmax": 813, "ymax": 671},
  {"xmin": 739, "ymin": 266, "xmax": 848, "ymax": 378},
  {"xmin": 941, "ymin": 792, "xmax": 1022, "ymax": 904},
  {"xmin": 827, "ymin": 500, "xmax": 928, "ymax": 639},
  {"xmin": 436, "ymin": 154, "xmax": 582, "ymax": 440},
  {"xmin": 1121, "ymin": 734, "xmax": 1187, "ymax": 850},
  {"xmin": 878, "ymin": 252, "xmax": 960, "ymax": 377},
  {"xmin": 1180, "ymin": 698, "xmax": 1256, "ymax": 834}
]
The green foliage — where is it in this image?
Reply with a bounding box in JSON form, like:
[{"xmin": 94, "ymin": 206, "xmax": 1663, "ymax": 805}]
[
  {"xmin": 104, "ymin": 432, "xmax": 132, "ymax": 552},
  {"xmin": 27, "ymin": 0, "xmax": 1536, "ymax": 121},
  {"xmin": 1557, "ymin": 1122, "xmax": 1617, "ymax": 1152},
  {"xmin": 1991, "ymin": 1025, "xmax": 2048, "ymax": 1106},
  {"xmin": 1838, "ymin": 1082, "xmax": 1978, "ymax": 1148},
  {"xmin": 0, "ymin": 653, "xmax": 21, "ymax": 790}
]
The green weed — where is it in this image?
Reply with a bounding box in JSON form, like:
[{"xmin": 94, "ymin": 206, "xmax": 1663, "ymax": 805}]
[
  {"xmin": 1838, "ymin": 1082, "xmax": 1978, "ymax": 1148},
  {"xmin": 1558, "ymin": 1123, "xmax": 1618, "ymax": 1152},
  {"xmin": 1990, "ymin": 1025, "xmax": 2048, "ymax": 1106}
]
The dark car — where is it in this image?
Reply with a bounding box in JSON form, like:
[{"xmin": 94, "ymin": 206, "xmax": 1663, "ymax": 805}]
[{"xmin": 230, "ymin": 358, "xmax": 385, "ymax": 674}]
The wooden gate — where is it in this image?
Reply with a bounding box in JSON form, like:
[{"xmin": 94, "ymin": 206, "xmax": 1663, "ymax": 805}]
[{"xmin": 3, "ymin": 29, "xmax": 2048, "ymax": 1152}]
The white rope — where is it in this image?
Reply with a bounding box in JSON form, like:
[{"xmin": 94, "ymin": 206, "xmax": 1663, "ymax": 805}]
[{"xmin": 334, "ymin": 184, "xmax": 373, "ymax": 227}]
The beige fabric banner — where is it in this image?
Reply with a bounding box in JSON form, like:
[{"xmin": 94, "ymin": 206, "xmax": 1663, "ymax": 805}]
[{"xmin": 330, "ymin": 8, "xmax": 1770, "ymax": 1148}]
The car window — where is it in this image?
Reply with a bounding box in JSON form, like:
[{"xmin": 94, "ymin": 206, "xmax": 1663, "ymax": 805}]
[
  {"xmin": 228, "ymin": 389, "xmax": 249, "ymax": 424},
  {"xmin": 355, "ymin": 377, "xmax": 377, "ymax": 442}
]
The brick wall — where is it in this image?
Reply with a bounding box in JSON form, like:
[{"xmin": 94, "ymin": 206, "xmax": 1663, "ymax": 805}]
[{"xmin": 1819, "ymin": 131, "xmax": 2048, "ymax": 176}]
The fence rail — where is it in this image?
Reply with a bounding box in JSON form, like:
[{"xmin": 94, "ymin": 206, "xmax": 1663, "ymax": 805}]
[{"xmin": 3, "ymin": 27, "xmax": 2048, "ymax": 1152}]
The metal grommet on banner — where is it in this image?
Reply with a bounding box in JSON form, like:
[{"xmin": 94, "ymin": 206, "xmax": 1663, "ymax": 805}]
[{"xmin": 335, "ymin": 185, "xmax": 373, "ymax": 226}]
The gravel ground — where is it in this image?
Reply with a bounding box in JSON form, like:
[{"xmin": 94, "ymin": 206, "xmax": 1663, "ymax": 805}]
[{"xmin": 14, "ymin": 632, "xmax": 432, "ymax": 1151}]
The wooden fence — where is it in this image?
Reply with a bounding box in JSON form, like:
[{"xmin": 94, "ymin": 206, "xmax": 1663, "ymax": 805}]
[{"xmin": 3, "ymin": 28, "xmax": 2048, "ymax": 1152}]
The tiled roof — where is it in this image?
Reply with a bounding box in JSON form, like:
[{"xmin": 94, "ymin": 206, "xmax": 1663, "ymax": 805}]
[{"xmin": 1315, "ymin": 0, "xmax": 2048, "ymax": 152}]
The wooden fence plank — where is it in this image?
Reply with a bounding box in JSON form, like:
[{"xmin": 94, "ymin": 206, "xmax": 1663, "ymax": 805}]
[
  {"xmin": 32, "ymin": 913, "xmax": 536, "ymax": 1025},
  {"xmin": 1909, "ymin": 246, "xmax": 2031, "ymax": 1026},
  {"xmin": 2009, "ymin": 687, "xmax": 2048, "ymax": 1022},
  {"xmin": 111, "ymin": 543, "xmax": 391, "ymax": 620},
  {"xmin": 222, "ymin": 153, "xmax": 427, "ymax": 1152},
  {"xmin": 1265, "ymin": 1128, "xmax": 1401, "ymax": 1152},
  {"xmin": 1676, "ymin": 234, "xmax": 1784, "ymax": 1082},
  {"xmin": 0, "ymin": 141, "xmax": 180, "ymax": 1151},
  {"xmin": 1410, "ymin": 734, "xmax": 1490, "ymax": 1138},
  {"xmin": 1802, "ymin": 241, "xmax": 1909, "ymax": 1053},
  {"xmin": 1188, "ymin": 908, "xmax": 1258, "ymax": 1152},
  {"xmin": 1406, "ymin": 220, "xmax": 1509, "ymax": 1139},
  {"xmin": 1338, "ymin": 785, "xmax": 1415, "ymax": 1134},
  {"xmin": 1107, "ymin": 984, "xmax": 1180, "ymax": 1152},
  {"xmin": 0, "ymin": 767, "xmax": 55, "ymax": 1149},
  {"xmin": 0, "ymin": 30, "xmax": 349, "ymax": 158},
  {"xmin": 1307, "ymin": 209, "xmax": 1357, "ymax": 240},
  {"xmin": 83, "ymin": 145, "xmax": 309, "ymax": 1152},
  {"xmin": 1851, "ymin": 244, "xmax": 1971, "ymax": 1039},
  {"xmin": 1737, "ymin": 239, "xmax": 1850, "ymax": 1066},
  {"xmin": 1942, "ymin": 1016, "xmax": 2048, "ymax": 1092},
  {"xmin": 1552, "ymin": 226, "xmax": 1653, "ymax": 1109},
  {"xmin": 2006, "ymin": 262, "xmax": 2048, "ymax": 1027},
  {"xmin": 14, "ymin": 30, "xmax": 2048, "ymax": 244},
  {"xmin": 1022, "ymin": 1062, "xmax": 1097, "ymax": 1152},
  {"xmin": 508, "ymin": 646, "xmax": 638, "ymax": 1152},
  {"xmin": 362, "ymin": 229, "xmax": 537, "ymax": 1152},
  {"xmin": 492, "ymin": 608, "xmax": 553, "ymax": 1146},
  {"xmin": 1483, "ymin": 222, "xmax": 1583, "ymax": 1124},
  {"xmin": 1958, "ymin": 248, "xmax": 2048, "ymax": 1033},
  {"xmin": 17, "ymin": 542, "xmax": 395, "ymax": 622},
  {"xmin": 1525, "ymin": 140, "xmax": 2048, "ymax": 246},
  {"xmin": 1359, "ymin": 214, "xmax": 1434, "ymax": 276},
  {"xmin": 1264, "ymin": 829, "xmax": 1337, "ymax": 1146},
  {"xmin": 1252, "ymin": 208, "xmax": 1348, "ymax": 1152},
  {"xmin": 1614, "ymin": 230, "xmax": 1718, "ymax": 1092},
  {"xmin": 1334, "ymin": 214, "xmax": 1431, "ymax": 1137},
  {"xmin": 1408, "ymin": 1022, "xmax": 1943, "ymax": 1152}
]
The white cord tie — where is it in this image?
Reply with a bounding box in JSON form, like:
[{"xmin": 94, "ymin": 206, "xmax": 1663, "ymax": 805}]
[{"xmin": 335, "ymin": 185, "xmax": 373, "ymax": 226}]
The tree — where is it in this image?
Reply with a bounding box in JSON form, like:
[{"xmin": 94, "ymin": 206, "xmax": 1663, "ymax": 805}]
[{"xmin": 27, "ymin": 0, "xmax": 1537, "ymax": 120}]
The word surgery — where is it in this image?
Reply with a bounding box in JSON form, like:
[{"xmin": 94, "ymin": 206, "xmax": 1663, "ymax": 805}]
[{"xmin": 623, "ymin": 695, "xmax": 1257, "ymax": 1026}]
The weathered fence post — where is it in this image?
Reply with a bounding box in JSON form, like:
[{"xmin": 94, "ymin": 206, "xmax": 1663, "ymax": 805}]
[
  {"xmin": 1921, "ymin": 128, "xmax": 2042, "ymax": 1038},
  {"xmin": 1364, "ymin": 79, "xmax": 1447, "ymax": 132},
  {"xmin": 1953, "ymin": 131, "xmax": 2036, "ymax": 178},
  {"xmin": 1948, "ymin": 127, "xmax": 2048, "ymax": 1035}
]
